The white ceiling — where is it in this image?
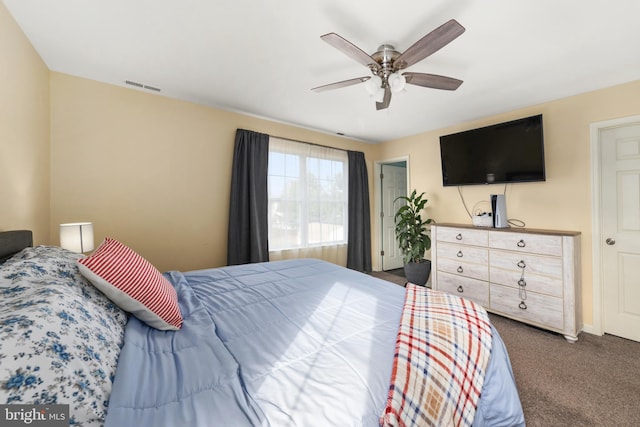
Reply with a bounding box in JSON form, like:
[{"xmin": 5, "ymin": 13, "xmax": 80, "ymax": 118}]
[{"xmin": 5, "ymin": 0, "xmax": 640, "ymax": 143}]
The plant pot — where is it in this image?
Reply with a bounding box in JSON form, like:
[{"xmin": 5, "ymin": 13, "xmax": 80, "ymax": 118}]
[{"xmin": 404, "ymin": 259, "xmax": 432, "ymax": 286}]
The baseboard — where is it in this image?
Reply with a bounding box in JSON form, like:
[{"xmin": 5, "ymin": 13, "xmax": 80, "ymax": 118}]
[{"xmin": 581, "ymin": 323, "xmax": 600, "ymax": 336}]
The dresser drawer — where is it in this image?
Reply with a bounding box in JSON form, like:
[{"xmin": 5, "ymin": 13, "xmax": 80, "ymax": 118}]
[
  {"xmin": 489, "ymin": 267, "xmax": 563, "ymax": 298},
  {"xmin": 490, "ymin": 249, "xmax": 563, "ymax": 279},
  {"xmin": 437, "ymin": 242, "xmax": 488, "ymax": 264},
  {"xmin": 436, "ymin": 272, "xmax": 489, "ymax": 306},
  {"xmin": 437, "ymin": 257, "xmax": 488, "ymax": 281},
  {"xmin": 435, "ymin": 227, "xmax": 488, "ymax": 246},
  {"xmin": 490, "ymin": 284, "xmax": 563, "ymax": 330},
  {"xmin": 489, "ymin": 231, "xmax": 562, "ymax": 256}
]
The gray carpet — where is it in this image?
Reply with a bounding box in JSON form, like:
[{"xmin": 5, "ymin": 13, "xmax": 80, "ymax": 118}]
[{"xmin": 369, "ymin": 270, "xmax": 640, "ymax": 426}]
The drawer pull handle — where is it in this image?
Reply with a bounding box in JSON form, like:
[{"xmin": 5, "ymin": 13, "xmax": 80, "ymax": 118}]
[
  {"xmin": 517, "ymin": 239, "xmax": 526, "ymax": 248},
  {"xmin": 456, "ymin": 233, "xmax": 463, "ymax": 240},
  {"xmin": 517, "ymin": 260, "xmax": 526, "ymax": 269},
  {"xmin": 519, "ymin": 301, "xmax": 527, "ymax": 310},
  {"xmin": 518, "ymin": 278, "xmax": 526, "ymax": 287},
  {"xmin": 457, "ymin": 285, "xmax": 464, "ymax": 293},
  {"xmin": 457, "ymin": 251, "xmax": 463, "ymax": 258},
  {"xmin": 457, "ymin": 266, "xmax": 464, "ymax": 273}
]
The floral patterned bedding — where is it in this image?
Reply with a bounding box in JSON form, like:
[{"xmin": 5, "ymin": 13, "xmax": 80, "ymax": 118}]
[{"xmin": 0, "ymin": 246, "xmax": 128, "ymax": 426}]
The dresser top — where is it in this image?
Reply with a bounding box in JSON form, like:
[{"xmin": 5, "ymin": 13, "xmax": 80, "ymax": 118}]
[{"xmin": 433, "ymin": 223, "xmax": 581, "ymax": 237}]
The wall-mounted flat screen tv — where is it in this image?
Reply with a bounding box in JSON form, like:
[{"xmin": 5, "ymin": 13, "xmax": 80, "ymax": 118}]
[{"xmin": 439, "ymin": 114, "xmax": 546, "ymax": 186}]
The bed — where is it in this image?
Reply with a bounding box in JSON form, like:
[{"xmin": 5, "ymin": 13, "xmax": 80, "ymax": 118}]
[{"xmin": 0, "ymin": 230, "xmax": 524, "ymax": 426}]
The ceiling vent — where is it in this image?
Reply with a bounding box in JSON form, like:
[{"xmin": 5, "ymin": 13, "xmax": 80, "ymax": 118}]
[{"xmin": 125, "ymin": 80, "xmax": 161, "ymax": 92}]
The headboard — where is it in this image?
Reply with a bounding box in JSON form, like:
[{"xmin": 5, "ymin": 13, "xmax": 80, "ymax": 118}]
[{"xmin": 0, "ymin": 230, "xmax": 33, "ymax": 264}]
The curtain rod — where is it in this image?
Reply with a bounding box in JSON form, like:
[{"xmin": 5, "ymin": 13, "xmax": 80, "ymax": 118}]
[{"xmin": 269, "ymin": 134, "xmax": 350, "ymax": 153}]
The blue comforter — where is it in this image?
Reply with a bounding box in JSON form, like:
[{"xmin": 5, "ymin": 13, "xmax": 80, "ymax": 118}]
[{"xmin": 105, "ymin": 259, "xmax": 524, "ymax": 426}]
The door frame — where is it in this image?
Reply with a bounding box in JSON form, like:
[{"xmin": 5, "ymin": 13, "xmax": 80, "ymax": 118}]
[
  {"xmin": 374, "ymin": 156, "xmax": 410, "ymax": 272},
  {"xmin": 590, "ymin": 114, "xmax": 640, "ymax": 336}
]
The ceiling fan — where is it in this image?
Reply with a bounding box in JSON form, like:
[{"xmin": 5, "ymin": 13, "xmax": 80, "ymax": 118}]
[{"xmin": 312, "ymin": 19, "xmax": 465, "ymax": 110}]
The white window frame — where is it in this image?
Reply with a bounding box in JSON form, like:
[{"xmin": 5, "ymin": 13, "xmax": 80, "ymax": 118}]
[{"xmin": 267, "ymin": 137, "xmax": 348, "ymax": 251}]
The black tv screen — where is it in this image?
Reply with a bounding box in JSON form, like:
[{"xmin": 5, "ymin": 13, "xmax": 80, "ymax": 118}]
[{"xmin": 439, "ymin": 114, "xmax": 546, "ymax": 186}]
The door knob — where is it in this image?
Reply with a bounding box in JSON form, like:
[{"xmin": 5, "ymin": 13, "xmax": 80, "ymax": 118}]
[{"xmin": 606, "ymin": 238, "xmax": 616, "ymax": 245}]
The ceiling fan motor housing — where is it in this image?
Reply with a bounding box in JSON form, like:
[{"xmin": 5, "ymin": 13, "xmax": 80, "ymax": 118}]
[{"xmin": 371, "ymin": 44, "xmax": 402, "ymax": 79}]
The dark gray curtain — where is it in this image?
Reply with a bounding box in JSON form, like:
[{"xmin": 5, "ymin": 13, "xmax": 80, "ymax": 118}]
[
  {"xmin": 346, "ymin": 150, "xmax": 372, "ymax": 272},
  {"xmin": 227, "ymin": 129, "xmax": 270, "ymax": 265}
]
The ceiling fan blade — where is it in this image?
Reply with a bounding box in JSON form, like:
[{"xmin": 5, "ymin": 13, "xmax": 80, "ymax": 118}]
[
  {"xmin": 320, "ymin": 33, "xmax": 380, "ymax": 71},
  {"xmin": 376, "ymin": 86, "xmax": 392, "ymax": 110},
  {"xmin": 311, "ymin": 76, "xmax": 371, "ymax": 92},
  {"xmin": 395, "ymin": 19, "xmax": 465, "ymax": 70},
  {"xmin": 404, "ymin": 72, "xmax": 463, "ymax": 90}
]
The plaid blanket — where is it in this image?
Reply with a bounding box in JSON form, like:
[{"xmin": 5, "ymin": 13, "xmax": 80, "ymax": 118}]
[{"xmin": 380, "ymin": 284, "xmax": 493, "ymax": 427}]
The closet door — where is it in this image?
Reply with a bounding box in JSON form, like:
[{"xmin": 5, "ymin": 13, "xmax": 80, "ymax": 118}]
[{"xmin": 601, "ymin": 123, "xmax": 640, "ymax": 342}]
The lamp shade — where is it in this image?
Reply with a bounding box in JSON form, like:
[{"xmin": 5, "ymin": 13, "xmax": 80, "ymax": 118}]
[
  {"xmin": 388, "ymin": 72, "xmax": 407, "ymax": 93},
  {"xmin": 60, "ymin": 222, "xmax": 94, "ymax": 253},
  {"xmin": 364, "ymin": 75, "xmax": 382, "ymax": 95},
  {"xmin": 373, "ymin": 87, "xmax": 385, "ymax": 103}
]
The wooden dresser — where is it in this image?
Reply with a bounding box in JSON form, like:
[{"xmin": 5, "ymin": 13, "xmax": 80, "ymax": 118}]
[{"xmin": 431, "ymin": 223, "xmax": 582, "ymax": 342}]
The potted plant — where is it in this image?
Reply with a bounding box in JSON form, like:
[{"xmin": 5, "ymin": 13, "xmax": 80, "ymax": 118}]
[{"xmin": 394, "ymin": 190, "xmax": 434, "ymax": 286}]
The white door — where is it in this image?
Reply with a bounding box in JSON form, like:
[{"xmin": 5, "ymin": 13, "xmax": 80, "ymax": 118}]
[
  {"xmin": 601, "ymin": 123, "xmax": 640, "ymax": 342},
  {"xmin": 381, "ymin": 163, "xmax": 407, "ymax": 270}
]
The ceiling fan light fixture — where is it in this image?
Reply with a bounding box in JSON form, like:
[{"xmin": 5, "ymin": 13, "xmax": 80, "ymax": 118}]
[
  {"xmin": 364, "ymin": 75, "xmax": 382, "ymax": 95},
  {"xmin": 388, "ymin": 72, "xmax": 406, "ymax": 93},
  {"xmin": 373, "ymin": 87, "xmax": 385, "ymax": 103}
]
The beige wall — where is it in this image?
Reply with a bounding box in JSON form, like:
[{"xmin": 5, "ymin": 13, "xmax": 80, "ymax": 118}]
[
  {"xmin": 378, "ymin": 79, "xmax": 640, "ymax": 329},
  {"xmin": 50, "ymin": 73, "xmax": 379, "ymax": 272},
  {"xmin": 0, "ymin": 2, "xmax": 50, "ymax": 244}
]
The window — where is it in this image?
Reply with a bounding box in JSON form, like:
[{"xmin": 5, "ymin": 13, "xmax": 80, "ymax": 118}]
[{"xmin": 268, "ymin": 138, "xmax": 348, "ymax": 251}]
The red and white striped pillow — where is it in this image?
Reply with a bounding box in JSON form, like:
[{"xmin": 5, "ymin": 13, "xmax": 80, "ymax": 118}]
[{"xmin": 77, "ymin": 237, "xmax": 183, "ymax": 330}]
